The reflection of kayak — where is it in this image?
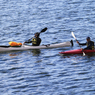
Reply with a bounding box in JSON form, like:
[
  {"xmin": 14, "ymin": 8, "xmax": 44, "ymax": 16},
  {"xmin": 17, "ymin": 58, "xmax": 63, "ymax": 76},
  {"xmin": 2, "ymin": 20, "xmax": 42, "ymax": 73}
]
[
  {"xmin": 0, "ymin": 40, "xmax": 73, "ymax": 52},
  {"xmin": 59, "ymin": 49, "xmax": 95, "ymax": 55}
]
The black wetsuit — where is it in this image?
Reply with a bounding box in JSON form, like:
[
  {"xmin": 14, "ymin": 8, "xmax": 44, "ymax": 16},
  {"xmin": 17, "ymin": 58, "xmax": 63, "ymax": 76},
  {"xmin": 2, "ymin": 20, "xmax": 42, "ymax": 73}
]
[
  {"xmin": 79, "ymin": 41, "xmax": 94, "ymax": 50},
  {"xmin": 25, "ymin": 37, "xmax": 41, "ymax": 46}
]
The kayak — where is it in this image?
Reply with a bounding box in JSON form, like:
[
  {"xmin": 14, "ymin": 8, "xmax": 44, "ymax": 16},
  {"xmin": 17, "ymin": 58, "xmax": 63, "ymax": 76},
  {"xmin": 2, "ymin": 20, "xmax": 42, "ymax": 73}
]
[
  {"xmin": 0, "ymin": 40, "xmax": 73, "ymax": 52},
  {"xmin": 59, "ymin": 49, "xmax": 95, "ymax": 55}
]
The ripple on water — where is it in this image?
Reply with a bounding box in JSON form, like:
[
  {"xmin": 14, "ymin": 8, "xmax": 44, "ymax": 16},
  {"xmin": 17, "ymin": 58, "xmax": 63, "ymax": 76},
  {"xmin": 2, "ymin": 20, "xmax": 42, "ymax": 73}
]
[{"xmin": 0, "ymin": 0, "xmax": 95, "ymax": 95}]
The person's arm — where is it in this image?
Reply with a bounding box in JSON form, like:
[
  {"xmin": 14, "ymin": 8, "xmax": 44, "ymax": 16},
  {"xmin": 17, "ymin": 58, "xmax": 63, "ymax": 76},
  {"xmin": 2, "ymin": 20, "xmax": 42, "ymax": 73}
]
[
  {"xmin": 23, "ymin": 40, "xmax": 32, "ymax": 45},
  {"xmin": 77, "ymin": 41, "xmax": 86, "ymax": 45},
  {"xmin": 84, "ymin": 47, "xmax": 89, "ymax": 50},
  {"xmin": 79, "ymin": 43, "xmax": 86, "ymax": 45},
  {"xmin": 24, "ymin": 40, "xmax": 32, "ymax": 43}
]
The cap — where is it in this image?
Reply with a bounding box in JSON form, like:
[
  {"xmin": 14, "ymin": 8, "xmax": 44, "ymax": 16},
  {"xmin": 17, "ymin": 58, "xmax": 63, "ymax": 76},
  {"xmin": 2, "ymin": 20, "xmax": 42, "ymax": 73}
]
[
  {"xmin": 86, "ymin": 37, "xmax": 90, "ymax": 40},
  {"xmin": 35, "ymin": 32, "xmax": 40, "ymax": 37}
]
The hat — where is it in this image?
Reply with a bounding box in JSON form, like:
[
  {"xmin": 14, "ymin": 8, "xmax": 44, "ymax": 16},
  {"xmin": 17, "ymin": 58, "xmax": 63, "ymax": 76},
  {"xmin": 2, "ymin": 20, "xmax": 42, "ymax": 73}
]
[
  {"xmin": 35, "ymin": 32, "xmax": 40, "ymax": 37},
  {"xmin": 86, "ymin": 37, "xmax": 90, "ymax": 40}
]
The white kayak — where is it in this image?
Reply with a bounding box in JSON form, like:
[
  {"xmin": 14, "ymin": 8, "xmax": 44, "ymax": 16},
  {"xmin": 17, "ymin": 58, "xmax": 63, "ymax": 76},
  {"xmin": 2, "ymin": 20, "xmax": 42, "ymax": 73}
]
[{"xmin": 0, "ymin": 40, "xmax": 73, "ymax": 52}]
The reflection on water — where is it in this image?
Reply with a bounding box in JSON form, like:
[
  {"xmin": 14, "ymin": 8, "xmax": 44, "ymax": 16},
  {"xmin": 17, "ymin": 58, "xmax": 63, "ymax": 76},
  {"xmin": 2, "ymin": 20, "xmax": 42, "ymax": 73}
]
[
  {"xmin": 60, "ymin": 53, "xmax": 95, "ymax": 64},
  {"xmin": 9, "ymin": 49, "xmax": 41, "ymax": 57},
  {"xmin": 31, "ymin": 49, "xmax": 41, "ymax": 56},
  {"xmin": 1, "ymin": 0, "xmax": 95, "ymax": 94},
  {"xmin": 9, "ymin": 51, "xmax": 22, "ymax": 58},
  {"xmin": 86, "ymin": 53, "xmax": 95, "ymax": 57},
  {"xmin": 9, "ymin": 53, "xmax": 18, "ymax": 58}
]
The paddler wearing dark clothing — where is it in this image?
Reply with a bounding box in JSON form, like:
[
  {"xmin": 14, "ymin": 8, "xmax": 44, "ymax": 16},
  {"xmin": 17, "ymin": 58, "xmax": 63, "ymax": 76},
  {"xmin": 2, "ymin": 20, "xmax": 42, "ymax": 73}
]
[
  {"xmin": 77, "ymin": 37, "xmax": 94, "ymax": 50},
  {"xmin": 24, "ymin": 32, "xmax": 41, "ymax": 46}
]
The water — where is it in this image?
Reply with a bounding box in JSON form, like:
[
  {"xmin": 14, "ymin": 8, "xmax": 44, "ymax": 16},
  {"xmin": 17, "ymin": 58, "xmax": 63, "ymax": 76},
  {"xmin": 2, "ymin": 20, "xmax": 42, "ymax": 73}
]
[{"xmin": 0, "ymin": 0, "xmax": 95, "ymax": 95}]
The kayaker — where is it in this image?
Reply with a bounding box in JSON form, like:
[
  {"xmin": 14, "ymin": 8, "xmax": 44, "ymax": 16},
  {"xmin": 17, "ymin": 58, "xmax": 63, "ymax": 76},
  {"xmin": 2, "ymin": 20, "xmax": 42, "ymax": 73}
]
[
  {"xmin": 24, "ymin": 32, "xmax": 41, "ymax": 46},
  {"xmin": 77, "ymin": 37, "xmax": 94, "ymax": 50}
]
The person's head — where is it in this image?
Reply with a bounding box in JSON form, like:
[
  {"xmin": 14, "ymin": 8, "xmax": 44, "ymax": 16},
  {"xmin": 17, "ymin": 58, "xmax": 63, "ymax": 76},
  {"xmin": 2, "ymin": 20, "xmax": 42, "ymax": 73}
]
[
  {"xmin": 35, "ymin": 32, "xmax": 40, "ymax": 38},
  {"xmin": 86, "ymin": 37, "xmax": 90, "ymax": 42}
]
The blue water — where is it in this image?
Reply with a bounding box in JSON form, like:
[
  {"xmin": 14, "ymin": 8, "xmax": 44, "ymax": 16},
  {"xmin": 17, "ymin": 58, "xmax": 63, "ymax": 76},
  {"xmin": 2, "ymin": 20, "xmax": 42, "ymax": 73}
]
[{"xmin": 0, "ymin": 0, "xmax": 95, "ymax": 95}]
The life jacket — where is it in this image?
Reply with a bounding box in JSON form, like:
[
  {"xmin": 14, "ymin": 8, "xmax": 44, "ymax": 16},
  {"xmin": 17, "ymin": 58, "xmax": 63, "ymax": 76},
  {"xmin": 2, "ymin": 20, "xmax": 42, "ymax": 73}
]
[
  {"xmin": 9, "ymin": 41, "xmax": 22, "ymax": 47},
  {"xmin": 32, "ymin": 38, "xmax": 37, "ymax": 45},
  {"xmin": 32, "ymin": 37, "xmax": 41, "ymax": 46},
  {"xmin": 86, "ymin": 41, "xmax": 94, "ymax": 50}
]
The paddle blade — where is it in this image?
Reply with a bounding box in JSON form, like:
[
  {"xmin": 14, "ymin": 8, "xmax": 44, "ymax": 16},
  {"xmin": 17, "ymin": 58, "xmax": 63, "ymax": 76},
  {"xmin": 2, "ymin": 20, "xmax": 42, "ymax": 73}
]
[
  {"xmin": 40, "ymin": 27, "xmax": 47, "ymax": 33},
  {"xmin": 71, "ymin": 32, "xmax": 77, "ymax": 40},
  {"xmin": 83, "ymin": 52, "xmax": 86, "ymax": 56}
]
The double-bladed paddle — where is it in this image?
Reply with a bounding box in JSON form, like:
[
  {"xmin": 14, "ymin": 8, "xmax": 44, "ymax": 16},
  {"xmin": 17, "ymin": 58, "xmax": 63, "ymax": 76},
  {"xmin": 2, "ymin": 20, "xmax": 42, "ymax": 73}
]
[
  {"xmin": 25, "ymin": 27, "xmax": 47, "ymax": 43},
  {"xmin": 71, "ymin": 32, "xmax": 86, "ymax": 56}
]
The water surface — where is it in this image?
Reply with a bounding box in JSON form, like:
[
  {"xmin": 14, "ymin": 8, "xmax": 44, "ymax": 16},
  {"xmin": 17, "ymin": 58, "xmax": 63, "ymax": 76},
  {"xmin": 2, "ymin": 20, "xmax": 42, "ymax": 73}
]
[{"xmin": 0, "ymin": 0, "xmax": 95, "ymax": 95}]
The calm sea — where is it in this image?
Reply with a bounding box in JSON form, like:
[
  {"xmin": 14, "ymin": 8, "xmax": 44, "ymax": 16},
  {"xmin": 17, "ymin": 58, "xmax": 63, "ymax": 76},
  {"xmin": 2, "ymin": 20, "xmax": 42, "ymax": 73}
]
[{"xmin": 0, "ymin": 0, "xmax": 95, "ymax": 95}]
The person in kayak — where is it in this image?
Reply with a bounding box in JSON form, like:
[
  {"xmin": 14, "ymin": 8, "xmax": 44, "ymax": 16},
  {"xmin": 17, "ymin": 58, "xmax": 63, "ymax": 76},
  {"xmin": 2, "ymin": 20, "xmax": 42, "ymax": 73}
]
[
  {"xmin": 77, "ymin": 37, "xmax": 94, "ymax": 50},
  {"xmin": 24, "ymin": 32, "xmax": 41, "ymax": 46}
]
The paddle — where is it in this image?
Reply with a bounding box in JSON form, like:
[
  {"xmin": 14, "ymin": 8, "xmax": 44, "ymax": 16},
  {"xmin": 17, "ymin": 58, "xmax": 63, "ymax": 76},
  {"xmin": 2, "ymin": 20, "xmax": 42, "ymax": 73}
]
[
  {"xmin": 39, "ymin": 27, "xmax": 47, "ymax": 33},
  {"xmin": 25, "ymin": 27, "xmax": 47, "ymax": 43},
  {"xmin": 71, "ymin": 32, "xmax": 86, "ymax": 56}
]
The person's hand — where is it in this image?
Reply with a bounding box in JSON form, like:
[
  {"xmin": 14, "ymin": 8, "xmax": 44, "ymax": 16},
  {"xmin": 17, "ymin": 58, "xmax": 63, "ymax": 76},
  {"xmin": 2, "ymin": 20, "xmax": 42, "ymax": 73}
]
[
  {"xmin": 76, "ymin": 41, "xmax": 79, "ymax": 44},
  {"xmin": 81, "ymin": 48, "xmax": 83, "ymax": 50},
  {"xmin": 23, "ymin": 42, "xmax": 25, "ymax": 45}
]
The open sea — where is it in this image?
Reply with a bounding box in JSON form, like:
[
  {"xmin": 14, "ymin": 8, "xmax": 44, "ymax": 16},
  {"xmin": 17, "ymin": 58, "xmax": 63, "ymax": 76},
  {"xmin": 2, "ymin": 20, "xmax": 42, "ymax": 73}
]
[{"xmin": 0, "ymin": 0, "xmax": 95, "ymax": 95}]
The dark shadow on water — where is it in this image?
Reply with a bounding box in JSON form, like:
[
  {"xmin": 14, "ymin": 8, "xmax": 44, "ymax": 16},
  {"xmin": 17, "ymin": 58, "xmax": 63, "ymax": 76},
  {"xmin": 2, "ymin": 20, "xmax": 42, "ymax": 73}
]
[
  {"xmin": 31, "ymin": 49, "xmax": 41, "ymax": 56},
  {"xmin": 86, "ymin": 53, "xmax": 95, "ymax": 57},
  {"xmin": 59, "ymin": 53, "xmax": 95, "ymax": 64},
  {"xmin": 9, "ymin": 49, "xmax": 41, "ymax": 57},
  {"xmin": 59, "ymin": 53, "xmax": 95, "ymax": 59}
]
